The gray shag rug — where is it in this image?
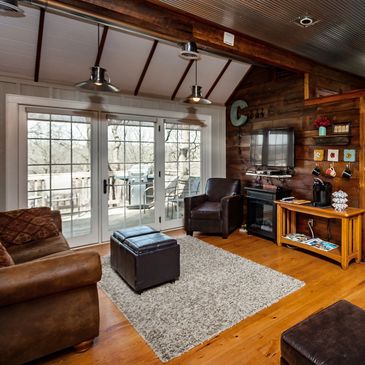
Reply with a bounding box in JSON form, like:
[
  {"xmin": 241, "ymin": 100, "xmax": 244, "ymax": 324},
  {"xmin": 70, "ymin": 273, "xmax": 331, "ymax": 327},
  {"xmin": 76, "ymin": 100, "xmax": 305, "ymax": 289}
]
[{"xmin": 99, "ymin": 235, "xmax": 304, "ymax": 362}]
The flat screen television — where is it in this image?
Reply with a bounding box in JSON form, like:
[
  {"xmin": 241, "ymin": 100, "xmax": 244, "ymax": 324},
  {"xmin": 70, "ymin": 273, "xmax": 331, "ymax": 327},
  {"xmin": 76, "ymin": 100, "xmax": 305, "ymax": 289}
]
[{"xmin": 250, "ymin": 128, "xmax": 295, "ymax": 168}]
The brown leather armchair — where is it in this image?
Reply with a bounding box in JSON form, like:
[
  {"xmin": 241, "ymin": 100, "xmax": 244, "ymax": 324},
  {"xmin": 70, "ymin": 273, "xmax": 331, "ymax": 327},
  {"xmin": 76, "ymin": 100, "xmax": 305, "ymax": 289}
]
[
  {"xmin": 184, "ymin": 178, "xmax": 243, "ymax": 238},
  {"xmin": 0, "ymin": 209, "xmax": 102, "ymax": 365}
]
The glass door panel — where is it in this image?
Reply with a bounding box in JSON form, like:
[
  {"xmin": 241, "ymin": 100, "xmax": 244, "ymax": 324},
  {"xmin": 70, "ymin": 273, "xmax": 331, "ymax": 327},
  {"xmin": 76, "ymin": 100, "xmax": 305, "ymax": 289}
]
[
  {"xmin": 164, "ymin": 122, "xmax": 201, "ymax": 224},
  {"xmin": 102, "ymin": 115, "xmax": 156, "ymax": 238},
  {"xmin": 26, "ymin": 111, "xmax": 97, "ymax": 246}
]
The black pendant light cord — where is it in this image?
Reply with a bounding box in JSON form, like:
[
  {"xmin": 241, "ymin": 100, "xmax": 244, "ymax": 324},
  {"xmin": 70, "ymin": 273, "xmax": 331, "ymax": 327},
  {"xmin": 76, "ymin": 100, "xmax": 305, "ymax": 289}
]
[
  {"xmin": 195, "ymin": 60, "xmax": 198, "ymax": 85},
  {"xmin": 97, "ymin": 23, "xmax": 100, "ymax": 65}
]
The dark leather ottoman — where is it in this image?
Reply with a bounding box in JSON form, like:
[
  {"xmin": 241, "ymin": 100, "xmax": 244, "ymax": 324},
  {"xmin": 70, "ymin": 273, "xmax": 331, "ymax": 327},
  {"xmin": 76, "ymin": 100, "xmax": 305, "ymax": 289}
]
[
  {"xmin": 281, "ymin": 300, "xmax": 365, "ymax": 365},
  {"xmin": 110, "ymin": 227, "xmax": 180, "ymax": 293}
]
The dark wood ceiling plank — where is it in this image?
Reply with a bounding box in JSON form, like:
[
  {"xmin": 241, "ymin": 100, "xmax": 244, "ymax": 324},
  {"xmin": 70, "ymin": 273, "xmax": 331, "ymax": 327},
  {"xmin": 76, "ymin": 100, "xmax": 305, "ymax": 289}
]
[
  {"xmin": 46, "ymin": 0, "xmax": 315, "ymax": 73},
  {"xmin": 171, "ymin": 60, "xmax": 194, "ymax": 100},
  {"xmin": 134, "ymin": 39, "xmax": 158, "ymax": 96},
  {"xmin": 95, "ymin": 25, "xmax": 109, "ymax": 66},
  {"xmin": 34, "ymin": 8, "xmax": 45, "ymax": 82},
  {"xmin": 205, "ymin": 59, "xmax": 232, "ymax": 99}
]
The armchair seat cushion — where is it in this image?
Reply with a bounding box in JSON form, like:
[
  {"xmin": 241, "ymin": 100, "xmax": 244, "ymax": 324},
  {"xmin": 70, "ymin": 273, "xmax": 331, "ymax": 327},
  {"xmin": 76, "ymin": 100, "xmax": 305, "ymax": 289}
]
[{"xmin": 191, "ymin": 201, "xmax": 221, "ymax": 220}]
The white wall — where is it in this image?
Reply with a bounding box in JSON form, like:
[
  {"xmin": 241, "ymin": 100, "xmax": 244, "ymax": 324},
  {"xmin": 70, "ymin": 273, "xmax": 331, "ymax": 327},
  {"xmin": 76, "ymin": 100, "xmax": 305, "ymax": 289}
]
[{"xmin": 0, "ymin": 76, "xmax": 226, "ymax": 210}]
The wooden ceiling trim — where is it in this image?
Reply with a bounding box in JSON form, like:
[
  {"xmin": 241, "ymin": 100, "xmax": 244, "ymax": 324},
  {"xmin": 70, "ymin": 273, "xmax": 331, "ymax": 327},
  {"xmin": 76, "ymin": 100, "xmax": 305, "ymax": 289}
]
[
  {"xmin": 34, "ymin": 7, "xmax": 45, "ymax": 82},
  {"xmin": 134, "ymin": 39, "xmax": 158, "ymax": 96},
  {"xmin": 205, "ymin": 59, "xmax": 232, "ymax": 99},
  {"xmin": 95, "ymin": 25, "xmax": 109, "ymax": 66},
  {"xmin": 44, "ymin": 0, "xmax": 315, "ymax": 73},
  {"xmin": 171, "ymin": 59, "xmax": 193, "ymax": 100},
  {"xmin": 304, "ymin": 88, "xmax": 365, "ymax": 106}
]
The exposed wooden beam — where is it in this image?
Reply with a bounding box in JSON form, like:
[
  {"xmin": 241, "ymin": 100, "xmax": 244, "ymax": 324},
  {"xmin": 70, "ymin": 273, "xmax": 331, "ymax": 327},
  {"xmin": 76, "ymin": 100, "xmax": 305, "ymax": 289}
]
[
  {"xmin": 304, "ymin": 88, "xmax": 365, "ymax": 106},
  {"xmin": 205, "ymin": 59, "xmax": 231, "ymax": 99},
  {"xmin": 44, "ymin": 0, "xmax": 315, "ymax": 74},
  {"xmin": 360, "ymin": 97, "xmax": 365, "ymax": 255},
  {"xmin": 171, "ymin": 60, "xmax": 194, "ymax": 100},
  {"xmin": 134, "ymin": 40, "xmax": 158, "ymax": 96},
  {"xmin": 95, "ymin": 25, "xmax": 109, "ymax": 66},
  {"xmin": 34, "ymin": 8, "xmax": 45, "ymax": 82},
  {"xmin": 304, "ymin": 73, "xmax": 310, "ymax": 100}
]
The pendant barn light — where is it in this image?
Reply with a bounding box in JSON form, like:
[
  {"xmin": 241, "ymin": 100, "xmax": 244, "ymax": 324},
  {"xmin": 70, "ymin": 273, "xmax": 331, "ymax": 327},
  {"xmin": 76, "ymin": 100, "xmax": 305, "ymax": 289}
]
[
  {"xmin": 75, "ymin": 24, "xmax": 120, "ymax": 93},
  {"xmin": 0, "ymin": 0, "xmax": 24, "ymax": 16},
  {"xmin": 184, "ymin": 60, "xmax": 211, "ymax": 105}
]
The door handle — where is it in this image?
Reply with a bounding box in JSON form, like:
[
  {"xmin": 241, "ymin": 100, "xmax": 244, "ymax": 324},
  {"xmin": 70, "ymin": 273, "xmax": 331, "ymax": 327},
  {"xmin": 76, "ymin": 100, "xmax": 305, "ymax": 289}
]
[{"xmin": 103, "ymin": 179, "xmax": 108, "ymax": 194}]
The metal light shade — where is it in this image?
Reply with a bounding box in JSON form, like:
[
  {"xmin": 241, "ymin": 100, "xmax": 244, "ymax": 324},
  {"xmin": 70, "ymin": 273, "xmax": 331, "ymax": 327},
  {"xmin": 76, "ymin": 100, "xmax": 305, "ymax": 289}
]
[
  {"xmin": 179, "ymin": 41, "xmax": 200, "ymax": 60},
  {"xmin": 184, "ymin": 85, "xmax": 212, "ymax": 105},
  {"xmin": 0, "ymin": 0, "xmax": 24, "ymax": 16},
  {"xmin": 75, "ymin": 66, "xmax": 120, "ymax": 93},
  {"xmin": 183, "ymin": 60, "xmax": 211, "ymax": 105}
]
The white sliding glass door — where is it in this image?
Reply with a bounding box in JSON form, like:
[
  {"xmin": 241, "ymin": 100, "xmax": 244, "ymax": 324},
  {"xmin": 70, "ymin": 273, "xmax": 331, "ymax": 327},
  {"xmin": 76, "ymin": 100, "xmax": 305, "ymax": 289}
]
[
  {"xmin": 164, "ymin": 121, "xmax": 202, "ymax": 228},
  {"xmin": 26, "ymin": 109, "xmax": 98, "ymax": 246},
  {"xmin": 24, "ymin": 107, "xmax": 204, "ymax": 246},
  {"xmin": 100, "ymin": 114, "xmax": 157, "ymax": 241}
]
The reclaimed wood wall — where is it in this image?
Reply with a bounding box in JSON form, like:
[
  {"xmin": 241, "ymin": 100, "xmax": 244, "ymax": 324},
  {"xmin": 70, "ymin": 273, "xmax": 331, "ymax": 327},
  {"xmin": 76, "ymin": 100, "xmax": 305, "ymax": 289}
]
[{"xmin": 227, "ymin": 66, "xmax": 365, "ymax": 244}]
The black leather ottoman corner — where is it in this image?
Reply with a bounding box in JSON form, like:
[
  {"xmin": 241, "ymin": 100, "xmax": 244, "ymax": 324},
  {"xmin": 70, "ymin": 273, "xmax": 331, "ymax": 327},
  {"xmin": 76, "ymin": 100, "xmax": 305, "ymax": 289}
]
[
  {"xmin": 281, "ymin": 300, "xmax": 365, "ymax": 364},
  {"xmin": 110, "ymin": 227, "xmax": 180, "ymax": 293}
]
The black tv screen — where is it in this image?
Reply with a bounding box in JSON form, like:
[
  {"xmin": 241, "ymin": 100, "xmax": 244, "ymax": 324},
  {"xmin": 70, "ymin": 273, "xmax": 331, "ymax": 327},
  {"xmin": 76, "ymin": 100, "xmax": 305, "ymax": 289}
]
[
  {"xmin": 250, "ymin": 128, "xmax": 294, "ymax": 168},
  {"xmin": 250, "ymin": 132, "xmax": 264, "ymax": 166}
]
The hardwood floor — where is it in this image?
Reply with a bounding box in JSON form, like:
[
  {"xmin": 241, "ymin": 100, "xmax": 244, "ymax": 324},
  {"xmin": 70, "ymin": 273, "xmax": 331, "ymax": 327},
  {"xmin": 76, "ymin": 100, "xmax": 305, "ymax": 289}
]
[{"xmin": 34, "ymin": 230, "xmax": 365, "ymax": 365}]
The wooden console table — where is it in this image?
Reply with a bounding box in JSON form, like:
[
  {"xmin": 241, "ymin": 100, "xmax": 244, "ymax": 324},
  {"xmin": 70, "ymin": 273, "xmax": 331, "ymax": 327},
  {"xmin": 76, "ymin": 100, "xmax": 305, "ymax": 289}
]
[{"xmin": 276, "ymin": 201, "xmax": 365, "ymax": 269}]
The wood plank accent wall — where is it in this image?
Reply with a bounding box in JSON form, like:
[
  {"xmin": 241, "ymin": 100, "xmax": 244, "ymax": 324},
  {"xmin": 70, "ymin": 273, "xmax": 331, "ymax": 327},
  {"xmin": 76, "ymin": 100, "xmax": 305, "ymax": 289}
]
[{"xmin": 226, "ymin": 66, "xmax": 365, "ymax": 246}]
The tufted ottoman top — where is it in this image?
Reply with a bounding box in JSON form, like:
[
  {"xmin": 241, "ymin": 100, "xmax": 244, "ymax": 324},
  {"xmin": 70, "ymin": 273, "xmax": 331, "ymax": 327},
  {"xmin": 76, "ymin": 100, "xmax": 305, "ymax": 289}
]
[{"xmin": 112, "ymin": 225, "xmax": 158, "ymax": 242}]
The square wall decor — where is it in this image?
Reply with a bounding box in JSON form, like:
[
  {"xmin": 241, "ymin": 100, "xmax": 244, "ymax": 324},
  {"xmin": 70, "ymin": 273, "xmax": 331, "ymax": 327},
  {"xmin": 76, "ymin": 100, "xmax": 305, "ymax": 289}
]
[
  {"xmin": 327, "ymin": 149, "xmax": 339, "ymax": 162},
  {"xmin": 314, "ymin": 149, "xmax": 324, "ymax": 161},
  {"xmin": 344, "ymin": 149, "xmax": 356, "ymax": 162}
]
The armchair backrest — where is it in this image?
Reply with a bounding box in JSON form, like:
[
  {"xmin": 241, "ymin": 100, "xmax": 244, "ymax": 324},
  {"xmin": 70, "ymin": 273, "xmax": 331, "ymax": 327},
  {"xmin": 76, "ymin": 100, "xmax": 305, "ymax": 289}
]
[{"xmin": 205, "ymin": 178, "xmax": 241, "ymax": 202}]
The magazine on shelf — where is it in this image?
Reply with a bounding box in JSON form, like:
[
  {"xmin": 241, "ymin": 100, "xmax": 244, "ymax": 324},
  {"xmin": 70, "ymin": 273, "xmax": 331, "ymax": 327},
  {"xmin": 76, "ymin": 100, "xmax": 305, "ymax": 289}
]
[
  {"xmin": 284, "ymin": 233, "xmax": 339, "ymax": 251},
  {"xmin": 284, "ymin": 233, "xmax": 310, "ymax": 243},
  {"xmin": 304, "ymin": 238, "xmax": 338, "ymax": 251}
]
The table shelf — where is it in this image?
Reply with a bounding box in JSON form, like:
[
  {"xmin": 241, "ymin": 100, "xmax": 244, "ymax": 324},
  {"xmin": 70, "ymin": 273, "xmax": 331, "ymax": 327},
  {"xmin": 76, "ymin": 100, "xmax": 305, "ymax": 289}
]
[{"xmin": 276, "ymin": 201, "xmax": 365, "ymax": 269}]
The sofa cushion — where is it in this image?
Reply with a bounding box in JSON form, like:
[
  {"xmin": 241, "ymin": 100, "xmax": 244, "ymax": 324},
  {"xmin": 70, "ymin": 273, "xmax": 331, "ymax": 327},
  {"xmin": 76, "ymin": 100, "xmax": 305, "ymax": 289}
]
[
  {"xmin": 7, "ymin": 233, "xmax": 69, "ymax": 264},
  {"xmin": 0, "ymin": 207, "xmax": 59, "ymax": 245},
  {"xmin": 191, "ymin": 201, "xmax": 221, "ymax": 220},
  {"xmin": 0, "ymin": 241, "xmax": 14, "ymax": 267}
]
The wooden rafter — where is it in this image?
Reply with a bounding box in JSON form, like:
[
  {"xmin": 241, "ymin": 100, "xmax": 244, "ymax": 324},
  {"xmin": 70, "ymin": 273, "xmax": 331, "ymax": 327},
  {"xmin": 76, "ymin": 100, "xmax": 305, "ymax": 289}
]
[
  {"xmin": 34, "ymin": 8, "xmax": 45, "ymax": 82},
  {"xmin": 205, "ymin": 59, "xmax": 232, "ymax": 99},
  {"xmin": 134, "ymin": 40, "xmax": 158, "ymax": 96},
  {"xmin": 171, "ymin": 60, "xmax": 194, "ymax": 100},
  {"xmin": 95, "ymin": 25, "xmax": 109, "ymax": 66}
]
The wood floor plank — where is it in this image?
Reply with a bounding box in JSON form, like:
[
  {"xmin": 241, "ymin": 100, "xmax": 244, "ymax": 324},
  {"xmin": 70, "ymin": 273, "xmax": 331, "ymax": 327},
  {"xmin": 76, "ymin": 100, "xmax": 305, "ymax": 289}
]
[{"xmin": 34, "ymin": 229, "xmax": 365, "ymax": 365}]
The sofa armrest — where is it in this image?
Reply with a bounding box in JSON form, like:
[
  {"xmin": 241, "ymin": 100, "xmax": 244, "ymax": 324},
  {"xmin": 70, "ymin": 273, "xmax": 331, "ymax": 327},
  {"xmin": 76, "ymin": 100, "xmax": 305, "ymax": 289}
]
[{"xmin": 0, "ymin": 250, "xmax": 101, "ymax": 307}]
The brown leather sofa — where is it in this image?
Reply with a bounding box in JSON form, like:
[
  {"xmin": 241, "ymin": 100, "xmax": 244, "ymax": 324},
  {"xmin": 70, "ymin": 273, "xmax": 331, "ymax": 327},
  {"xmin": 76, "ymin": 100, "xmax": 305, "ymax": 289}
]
[
  {"xmin": 184, "ymin": 178, "xmax": 243, "ymax": 238},
  {"xmin": 0, "ymin": 210, "xmax": 102, "ymax": 365}
]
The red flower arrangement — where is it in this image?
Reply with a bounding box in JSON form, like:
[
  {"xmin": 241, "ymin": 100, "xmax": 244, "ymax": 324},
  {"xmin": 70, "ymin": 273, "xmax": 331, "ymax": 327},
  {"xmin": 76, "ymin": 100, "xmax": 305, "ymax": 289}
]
[{"xmin": 314, "ymin": 115, "xmax": 332, "ymax": 128}]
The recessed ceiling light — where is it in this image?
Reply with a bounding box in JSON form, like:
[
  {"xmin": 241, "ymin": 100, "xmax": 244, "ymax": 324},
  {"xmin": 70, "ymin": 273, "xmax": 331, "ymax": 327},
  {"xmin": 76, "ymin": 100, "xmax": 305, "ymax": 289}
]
[{"xmin": 294, "ymin": 15, "xmax": 319, "ymax": 28}]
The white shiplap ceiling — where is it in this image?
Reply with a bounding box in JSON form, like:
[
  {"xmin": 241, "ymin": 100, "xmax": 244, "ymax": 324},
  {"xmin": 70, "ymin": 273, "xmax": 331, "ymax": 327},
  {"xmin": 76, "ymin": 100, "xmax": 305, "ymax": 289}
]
[{"xmin": 0, "ymin": 4, "xmax": 251, "ymax": 105}]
